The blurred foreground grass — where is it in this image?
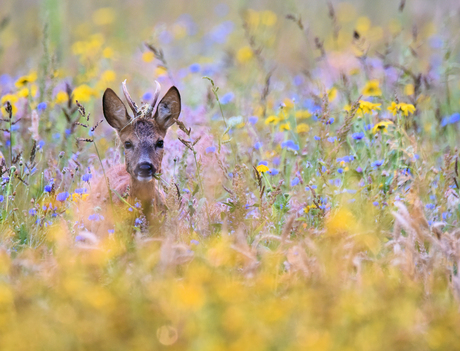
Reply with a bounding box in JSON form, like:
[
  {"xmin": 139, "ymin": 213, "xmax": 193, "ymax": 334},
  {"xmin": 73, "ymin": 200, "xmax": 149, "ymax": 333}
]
[{"xmin": 1, "ymin": 0, "xmax": 460, "ymax": 350}]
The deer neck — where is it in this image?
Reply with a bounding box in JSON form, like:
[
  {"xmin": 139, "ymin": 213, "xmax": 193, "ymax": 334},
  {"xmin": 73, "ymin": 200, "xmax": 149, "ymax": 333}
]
[{"xmin": 129, "ymin": 178, "xmax": 158, "ymax": 211}]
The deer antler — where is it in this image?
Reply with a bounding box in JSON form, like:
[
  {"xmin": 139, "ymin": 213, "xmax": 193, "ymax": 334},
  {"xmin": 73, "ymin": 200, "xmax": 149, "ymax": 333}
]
[
  {"xmin": 145, "ymin": 80, "xmax": 161, "ymax": 118},
  {"xmin": 122, "ymin": 80, "xmax": 139, "ymax": 116}
]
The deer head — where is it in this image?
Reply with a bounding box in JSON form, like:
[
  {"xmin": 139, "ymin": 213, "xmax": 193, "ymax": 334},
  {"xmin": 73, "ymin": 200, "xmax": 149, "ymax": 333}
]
[{"xmin": 102, "ymin": 80, "xmax": 181, "ymax": 182}]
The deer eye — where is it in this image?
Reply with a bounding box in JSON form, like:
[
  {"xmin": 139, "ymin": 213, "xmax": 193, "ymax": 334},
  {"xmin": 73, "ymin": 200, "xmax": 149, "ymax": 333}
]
[
  {"xmin": 124, "ymin": 141, "xmax": 133, "ymax": 149},
  {"xmin": 156, "ymin": 140, "xmax": 164, "ymax": 148}
]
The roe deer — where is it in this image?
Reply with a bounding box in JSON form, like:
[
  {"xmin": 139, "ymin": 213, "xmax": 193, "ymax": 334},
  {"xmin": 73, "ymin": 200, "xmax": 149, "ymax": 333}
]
[{"xmin": 85, "ymin": 80, "xmax": 181, "ymax": 232}]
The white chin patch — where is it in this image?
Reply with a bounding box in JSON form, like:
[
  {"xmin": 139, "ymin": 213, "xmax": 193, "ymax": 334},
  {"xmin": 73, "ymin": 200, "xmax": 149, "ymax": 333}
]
[{"xmin": 136, "ymin": 176, "xmax": 153, "ymax": 182}]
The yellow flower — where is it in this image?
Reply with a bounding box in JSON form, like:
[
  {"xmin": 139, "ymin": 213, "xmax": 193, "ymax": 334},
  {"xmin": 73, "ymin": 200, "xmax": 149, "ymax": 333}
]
[
  {"xmin": 55, "ymin": 91, "xmax": 69, "ymax": 104},
  {"xmin": 304, "ymin": 204, "xmax": 316, "ymax": 213},
  {"xmin": 295, "ymin": 110, "xmax": 312, "ymax": 119},
  {"xmin": 404, "ymin": 84, "xmax": 414, "ymax": 96},
  {"xmin": 283, "ymin": 98, "xmax": 294, "ymax": 110},
  {"xmin": 372, "ymin": 120, "xmax": 393, "ymax": 134},
  {"xmin": 236, "ymin": 46, "xmax": 253, "ymax": 63},
  {"xmin": 399, "ymin": 102, "xmax": 416, "ymax": 116},
  {"xmin": 73, "ymin": 84, "xmax": 96, "ymax": 103},
  {"xmin": 101, "ymin": 70, "xmax": 116, "ymax": 83},
  {"xmin": 362, "ymin": 80, "xmax": 382, "ymax": 96},
  {"xmin": 92, "ymin": 7, "xmax": 116, "ymax": 26},
  {"xmin": 102, "ymin": 47, "xmax": 114, "ymax": 59},
  {"xmin": 17, "ymin": 88, "xmax": 29, "ymax": 98},
  {"xmin": 256, "ymin": 164, "xmax": 269, "ymax": 174},
  {"xmin": 155, "ymin": 66, "xmax": 168, "ymax": 76},
  {"xmin": 15, "ymin": 72, "xmax": 37, "ymax": 88},
  {"xmin": 296, "ymin": 123, "xmax": 310, "ymax": 133},
  {"xmin": 327, "ymin": 87, "xmax": 338, "ymax": 102},
  {"xmin": 387, "ymin": 102, "xmax": 416, "ymax": 116},
  {"xmin": 142, "ymin": 51, "xmax": 155, "ymax": 63},
  {"xmin": 359, "ymin": 100, "xmax": 381, "ymax": 114},
  {"xmin": 260, "ymin": 10, "xmax": 277, "ymax": 26},
  {"xmin": 280, "ymin": 123, "xmax": 290, "ymax": 131},
  {"xmin": 265, "ymin": 115, "xmax": 280, "ymax": 125},
  {"xmin": 1, "ymin": 94, "xmax": 18, "ymax": 105}
]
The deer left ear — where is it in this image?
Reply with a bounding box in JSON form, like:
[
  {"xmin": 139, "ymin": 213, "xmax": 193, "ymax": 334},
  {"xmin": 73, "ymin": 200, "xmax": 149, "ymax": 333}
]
[{"xmin": 155, "ymin": 86, "xmax": 181, "ymax": 131}]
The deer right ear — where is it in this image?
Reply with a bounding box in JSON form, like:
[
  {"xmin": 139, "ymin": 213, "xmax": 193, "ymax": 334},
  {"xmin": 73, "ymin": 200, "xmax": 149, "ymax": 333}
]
[{"xmin": 102, "ymin": 88, "xmax": 131, "ymax": 131}]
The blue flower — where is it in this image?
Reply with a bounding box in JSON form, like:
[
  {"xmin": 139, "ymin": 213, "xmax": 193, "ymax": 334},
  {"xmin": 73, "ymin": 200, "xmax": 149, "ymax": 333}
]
[
  {"xmin": 56, "ymin": 192, "xmax": 69, "ymax": 202},
  {"xmin": 254, "ymin": 142, "xmax": 262, "ymax": 150},
  {"xmin": 293, "ymin": 75, "xmax": 304, "ymax": 86},
  {"xmin": 258, "ymin": 161, "xmax": 268, "ymax": 166},
  {"xmin": 352, "ymin": 132, "xmax": 364, "ymax": 140},
  {"xmin": 356, "ymin": 166, "xmax": 363, "ymax": 173},
  {"xmin": 75, "ymin": 188, "xmax": 87, "ymax": 194},
  {"xmin": 0, "ymin": 195, "xmax": 3, "ymax": 202},
  {"xmin": 326, "ymin": 117, "xmax": 335, "ymax": 125},
  {"xmin": 142, "ymin": 92, "xmax": 153, "ymax": 101},
  {"xmin": 440, "ymin": 113, "xmax": 460, "ymax": 127},
  {"xmin": 108, "ymin": 229, "xmax": 115, "ymax": 234},
  {"xmin": 182, "ymin": 188, "xmax": 190, "ymax": 193},
  {"xmin": 337, "ymin": 168, "xmax": 343, "ymax": 174},
  {"xmin": 425, "ymin": 203, "xmax": 436, "ymax": 210},
  {"xmin": 314, "ymin": 136, "xmax": 321, "ymax": 141},
  {"xmin": 75, "ymin": 235, "xmax": 85, "ymax": 242},
  {"xmin": 269, "ymin": 169, "xmax": 279, "ymax": 176},
  {"xmin": 220, "ymin": 92, "xmax": 234, "ymax": 105},
  {"xmin": 38, "ymin": 140, "xmax": 45, "ymax": 149},
  {"xmin": 371, "ymin": 160, "xmax": 384, "ymax": 168},
  {"xmin": 88, "ymin": 213, "xmax": 103, "ymax": 221},
  {"xmin": 273, "ymin": 157, "xmax": 280, "ymax": 166},
  {"xmin": 327, "ymin": 136, "xmax": 337, "ymax": 143},
  {"xmin": 248, "ymin": 116, "xmax": 258, "ymax": 124},
  {"xmin": 291, "ymin": 177, "xmax": 300, "ymax": 186},
  {"xmin": 52, "ymin": 133, "xmax": 61, "ymax": 140},
  {"xmin": 37, "ymin": 102, "xmax": 47, "ymax": 112},
  {"xmin": 206, "ymin": 146, "xmax": 216, "ymax": 154},
  {"xmin": 82, "ymin": 173, "xmax": 92, "ymax": 182},
  {"xmin": 29, "ymin": 208, "xmax": 37, "ymax": 216},
  {"xmin": 190, "ymin": 239, "xmax": 199, "ymax": 245},
  {"xmin": 281, "ymin": 140, "xmax": 299, "ymax": 151},
  {"xmin": 189, "ymin": 63, "xmax": 201, "ymax": 73},
  {"xmin": 134, "ymin": 218, "xmax": 143, "ymax": 226},
  {"xmin": 364, "ymin": 124, "xmax": 374, "ymax": 131},
  {"xmin": 44, "ymin": 184, "xmax": 52, "ymax": 193},
  {"xmin": 373, "ymin": 201, "xmax": 379, "ymax": 207}
]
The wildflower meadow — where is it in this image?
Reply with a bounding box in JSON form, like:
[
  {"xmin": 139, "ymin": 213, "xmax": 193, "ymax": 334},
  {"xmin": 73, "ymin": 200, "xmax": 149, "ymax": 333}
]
[{"xmin": 1, "ymin": 0, "xmax": 460, "ymax": 349}]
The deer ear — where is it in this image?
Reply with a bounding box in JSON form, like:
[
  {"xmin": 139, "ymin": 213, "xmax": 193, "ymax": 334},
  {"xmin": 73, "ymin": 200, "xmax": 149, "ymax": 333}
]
[
  {"xmin": 102, "ymin": 88, "xmax": 131, "ymax": 131},
  {"xmin": 155, "ymin": 86, "xmax": 181, "ymax": 131}
]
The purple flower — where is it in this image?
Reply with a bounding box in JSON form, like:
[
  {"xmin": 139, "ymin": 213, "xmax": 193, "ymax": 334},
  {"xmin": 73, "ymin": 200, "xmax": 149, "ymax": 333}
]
[
  {"xmin": 425, "ymin": 203, "xmax": 436, "ymax": 210},
  {"xmin": 190, "ymin": 239, "xmax": 199, "ymax": 245},
  {"xmin": 352, "ymin": 132, "xmax": 364, "ymax": 140},
  {"xmin": 373, "ymin": 201, "xmax": 379, "ymax": 207},
  {"xmin": 56, "ymin": 192, "xmax": 69, "ymax": 202},
  {"xmin": 314, "ymin": 136, "xmax": 321, "ymax": 141},
  {"xmin": 269, "ymin": 169, "xmax": 279, "ymax": 176},
  {"xmin": 134, "ymin": 218, "xmax": 143, "ymax": 226},
  {"xmin": 291, "ymin": 177, "xmax": 300, "ymax": 186},
  {"xmin": 273, "ymin": 157, "xmax": 280, "ymax": 166},
  {"xmin": 108, "ymin": 229, "xmax": 115, "ymax": 234},
  {"xmin": 258, "ymin": 161, "xmax": 268, "ymax": 166},
  {"xmin": 327, "ymin": 136, "xmax": 337, "ymax": 143},
  {"xmin": 356, "ymin": 166, "xmax": 363, "ymax": 173},
  {"xmin": 29, "ymin": 208, "xmax": 37, "ymax": 216},
  {"xmin": 254, "ymin": 142, "xmax": 262, "ymax": 150},
  {"xmin": 326, "ymin": 117, "xmax": 335, "ymax": 125},
  {"xmin": 44, "ymin": 184, "xmax": 53, "ymax": 192},
  {"xmin": 337, "ymin": 168, "xmax": 343, "ymax": 174},
  {"xmin": 206, "ymin": 146, "xmax": 216, "ymax": 154},
  {"xmin": 0, "ymin": 195, "xmax": 3, "ymax": 202},
  {"xmin": 82, "ymin": 174, "xmax": 92, "ymax": 182}
]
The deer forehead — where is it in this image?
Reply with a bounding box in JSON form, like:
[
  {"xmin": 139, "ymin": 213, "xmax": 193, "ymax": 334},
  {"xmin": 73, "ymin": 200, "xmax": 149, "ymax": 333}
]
[{"xmin": 120, "ymin": 119, "xmax": 165, "ymax": 143}]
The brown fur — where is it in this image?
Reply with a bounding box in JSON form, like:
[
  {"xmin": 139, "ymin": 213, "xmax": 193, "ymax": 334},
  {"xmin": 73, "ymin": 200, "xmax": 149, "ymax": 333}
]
[{"xmin": 81, "ymin": 84, "xmax": 181, "ymax": 235}]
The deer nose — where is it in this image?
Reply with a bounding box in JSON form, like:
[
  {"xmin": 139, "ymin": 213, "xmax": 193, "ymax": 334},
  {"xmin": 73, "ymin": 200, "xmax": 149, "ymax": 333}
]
[{"xmin": 136, "ymin": 162, "xmax": 156, "ymax": 178}]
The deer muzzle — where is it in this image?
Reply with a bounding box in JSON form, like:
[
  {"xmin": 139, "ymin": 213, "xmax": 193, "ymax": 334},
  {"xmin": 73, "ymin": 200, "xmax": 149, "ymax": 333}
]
[{"xmin": 135, "ymin": 162, "xmax": 156, "ymax": 182}]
